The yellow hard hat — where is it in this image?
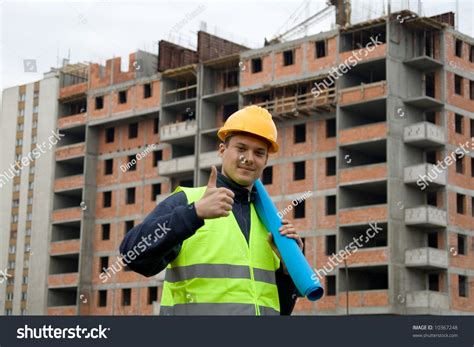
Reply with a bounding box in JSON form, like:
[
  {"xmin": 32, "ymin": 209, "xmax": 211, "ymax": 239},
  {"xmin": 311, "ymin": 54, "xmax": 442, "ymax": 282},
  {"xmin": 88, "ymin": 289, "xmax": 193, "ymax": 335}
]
[{"xmin": 217, "ymin": 105, "xmax": 279, "ymax": 153}]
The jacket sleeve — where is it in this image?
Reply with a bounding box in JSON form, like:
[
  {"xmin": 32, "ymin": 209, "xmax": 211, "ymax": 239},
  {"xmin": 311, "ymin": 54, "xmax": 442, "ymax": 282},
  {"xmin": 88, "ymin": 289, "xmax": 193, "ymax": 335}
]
[
  {"xmin": 119, "ymin": 191, "xmax": 204, "ymax": 277},
  {"xmin": 275, "ymin": 266, "xmax": 300, "ymax": 315}
]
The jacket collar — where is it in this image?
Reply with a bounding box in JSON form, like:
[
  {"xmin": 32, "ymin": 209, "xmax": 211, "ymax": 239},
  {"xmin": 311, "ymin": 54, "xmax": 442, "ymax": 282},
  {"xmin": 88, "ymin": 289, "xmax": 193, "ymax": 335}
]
[{"xmin": 216, "ymin": 171, "xmax": 256, "ymax": 203}]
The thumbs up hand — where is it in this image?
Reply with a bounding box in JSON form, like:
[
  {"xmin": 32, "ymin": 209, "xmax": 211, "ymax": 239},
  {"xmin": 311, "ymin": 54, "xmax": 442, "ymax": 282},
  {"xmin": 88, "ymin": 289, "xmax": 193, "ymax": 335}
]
[{"xmin": 194, "ymin": 166, "xmax": 235, "ymax": 219}]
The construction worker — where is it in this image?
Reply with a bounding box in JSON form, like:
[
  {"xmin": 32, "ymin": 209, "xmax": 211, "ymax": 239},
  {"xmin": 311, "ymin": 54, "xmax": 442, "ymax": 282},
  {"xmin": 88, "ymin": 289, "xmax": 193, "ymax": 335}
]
[{"xmin": 120, "ymin": 105, "xmax": 303, "ymax": 315}]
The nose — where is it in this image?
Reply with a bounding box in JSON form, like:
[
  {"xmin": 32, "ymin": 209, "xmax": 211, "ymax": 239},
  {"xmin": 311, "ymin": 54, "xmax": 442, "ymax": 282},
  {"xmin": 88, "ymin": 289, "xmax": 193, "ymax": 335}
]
[{"xmin": 239, "ymin": 154, "xmax": 254, "ymax": 166}]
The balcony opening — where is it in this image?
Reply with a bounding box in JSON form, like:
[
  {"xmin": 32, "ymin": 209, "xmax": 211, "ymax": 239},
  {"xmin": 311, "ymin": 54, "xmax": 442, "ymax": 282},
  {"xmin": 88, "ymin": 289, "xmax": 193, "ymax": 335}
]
[
  {"xmin": 339, "ymin": 59, "xmax": 385, "ymax": 89},
  {"xmin": 428, "ymin": 273, "xmax": 439, "ymax": 291},
  {"xmin": 224, "ymin": 70, "xmax": 239, "ymax": 89},
  {"xmin": 153, "ymin": 117, "xmax": 159, "ymax": 134},
  {"xmin": 59, "ymin": 98, "xmax": 87, "ymax": 117},
  {"xmin": 340, "ymin": 98, "xmax": 386, "ymax": 129},
  {"xmin": 425, "ymin": 72, "xmax": 435, "ymax": 98},
  {"xmin": 425, "ymin": 151, "xmax": 437, "ymax": 165},
  {"xmin": 223, "ymin": 103, "xmax": 238, "ymax": 122},
  {"xmin": 470, "ymin": 81, "xmax": 474, "ymax": 100},
  {"xmin": 261, "ymin": 166, "xmax": 273, "ymax": 185},
  {"xmin": 55, "ymin": 126, "xmax": 86, "ymax": 148},
  {"xmin": 340, "ymin": 223, "xmax": 388, "ymax": 248},
  {"xmin": 165, "ymin": 74, "xmax": 197, "ymax": 103},
  {"xmin": 425, "ymin": 111, "xmax": 436, "ymax": 124},
  {"xmin": 55, "ymin": 157, "xmax": 84, "ymax": 179},
  {"xmin": 49, "ymin": 254, "xmax": 79, "ymax": 275},
  {"xmin": 170, "ymin": 143, "xmax": 194, "ymax": 159},
  {"xmin": 455, "ymin": 113, "xmax": 463, "ymax": 134},
  {"xmin": 427, "ymin": 191, "xmax": 438, "ymax": 207},
  {"xmin": 339, "ymin": 181, "xmax": 387, "ymax": 209},
  {"xmin": 427, "ymin": 232, "xmax": 438, "ymax": 248},
  {"xmin": 47, "ymin": 288, "xmax": 77, "ymax": 307},
  {"xmin": 51, "ymin": 221, "xmax": 81, "ymax": 242},
  {"xmin": 53, "ymin": 189, "xmax": 82, "ymax": 210},
  {"xmin": 339, "ymin": 266, "xmax": 388, "ymax": 291},
  {"xmin": 340, "ymin": 25, "xmax": 386, "ymax": 52},
  {"xmin": 340, "ymin": 140, "xmax": 386, "ymax": 168},
  {"xmin": 251, "ymin": 58, "xmax": 262, "ymax": 73}
]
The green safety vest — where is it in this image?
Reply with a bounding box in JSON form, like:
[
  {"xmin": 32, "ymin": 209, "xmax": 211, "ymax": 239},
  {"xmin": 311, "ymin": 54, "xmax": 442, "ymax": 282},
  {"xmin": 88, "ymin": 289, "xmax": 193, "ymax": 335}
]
[{"xmin": 160, "ymin": 186, "xmax": 281, "ymax": 315}]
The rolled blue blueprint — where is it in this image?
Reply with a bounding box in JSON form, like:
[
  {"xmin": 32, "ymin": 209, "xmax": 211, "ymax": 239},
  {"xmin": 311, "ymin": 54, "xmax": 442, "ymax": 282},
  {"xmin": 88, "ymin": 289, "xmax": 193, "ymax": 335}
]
[{"xmin": 253, "ymin": 179, "xmax": 324, "ymax": 301}]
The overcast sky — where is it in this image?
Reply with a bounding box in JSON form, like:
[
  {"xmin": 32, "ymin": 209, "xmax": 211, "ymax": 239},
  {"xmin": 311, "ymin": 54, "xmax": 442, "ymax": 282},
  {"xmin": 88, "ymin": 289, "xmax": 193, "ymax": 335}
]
[{"xmin": 0, "ymin": 0, "xmax": 472, "ymax": 91}]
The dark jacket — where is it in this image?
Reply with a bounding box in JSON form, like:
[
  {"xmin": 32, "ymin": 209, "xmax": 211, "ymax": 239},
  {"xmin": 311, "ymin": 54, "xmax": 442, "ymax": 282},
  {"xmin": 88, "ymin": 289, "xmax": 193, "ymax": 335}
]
[{"xmin": 119, "ymin": 171, "xmax": 298, "ymax": 315}]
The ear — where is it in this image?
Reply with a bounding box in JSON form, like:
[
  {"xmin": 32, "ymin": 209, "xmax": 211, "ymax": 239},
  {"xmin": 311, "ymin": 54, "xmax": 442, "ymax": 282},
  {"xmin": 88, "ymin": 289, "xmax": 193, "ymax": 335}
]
[{"xmin": 218, "ymin": 143, "xmax": 226, "ymax": 158}]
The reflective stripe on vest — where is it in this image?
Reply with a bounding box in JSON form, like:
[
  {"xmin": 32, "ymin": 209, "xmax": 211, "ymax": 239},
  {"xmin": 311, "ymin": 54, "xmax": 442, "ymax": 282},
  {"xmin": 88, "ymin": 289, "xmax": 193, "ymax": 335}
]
[
  {"xmin": 160, "ymin": 185, "xmax": 281, "ymax": 316},
  {"xmin": 160, "ymin": 303, "xmax": 279, "ymax": 316},
  {"xmin": 164, "ymin": 264, "xmax": 276, "ymax": 285}
]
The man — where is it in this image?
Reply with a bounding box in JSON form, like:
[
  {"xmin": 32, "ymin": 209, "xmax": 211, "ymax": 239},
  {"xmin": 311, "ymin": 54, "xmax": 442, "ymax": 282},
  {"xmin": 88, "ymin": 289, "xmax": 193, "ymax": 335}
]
[{"xmin": 120, "ymin": 105, "xmax": 303, "ymax": 315}]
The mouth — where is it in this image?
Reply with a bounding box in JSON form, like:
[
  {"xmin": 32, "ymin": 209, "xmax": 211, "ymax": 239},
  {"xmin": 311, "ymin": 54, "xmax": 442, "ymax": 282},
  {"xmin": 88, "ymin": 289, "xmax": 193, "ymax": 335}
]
[{"xmin": 237, "ymin": 166, "xmax": 255, "ymax": 172}]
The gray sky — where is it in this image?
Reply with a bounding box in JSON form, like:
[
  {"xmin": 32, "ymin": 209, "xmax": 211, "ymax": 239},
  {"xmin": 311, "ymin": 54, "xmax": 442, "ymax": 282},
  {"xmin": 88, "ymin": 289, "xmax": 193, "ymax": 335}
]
[{"xmin": 1, "ymin": 0, "xmax": 472, "ymax": 91}]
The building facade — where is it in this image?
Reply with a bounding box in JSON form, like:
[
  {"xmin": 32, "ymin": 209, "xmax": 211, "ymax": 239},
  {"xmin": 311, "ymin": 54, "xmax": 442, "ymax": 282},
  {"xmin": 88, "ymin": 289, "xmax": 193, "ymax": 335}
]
[{"xmin": 1, "ymin": 10, "xmax": 473, "ymax": 315}]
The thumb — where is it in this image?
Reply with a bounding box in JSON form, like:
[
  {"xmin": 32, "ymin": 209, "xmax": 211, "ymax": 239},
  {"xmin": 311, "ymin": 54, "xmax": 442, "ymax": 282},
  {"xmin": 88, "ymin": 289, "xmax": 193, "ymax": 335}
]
[{"xmin": 207, "ymin": 165, "xmax": 217, "ymax": 188}]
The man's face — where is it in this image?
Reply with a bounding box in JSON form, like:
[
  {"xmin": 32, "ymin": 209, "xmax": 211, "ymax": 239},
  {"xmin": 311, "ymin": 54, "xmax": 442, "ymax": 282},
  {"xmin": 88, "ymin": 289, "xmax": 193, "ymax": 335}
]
[{"xmin": 218, "ymin": 134, "xmax": 269, "ymax": 189}]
